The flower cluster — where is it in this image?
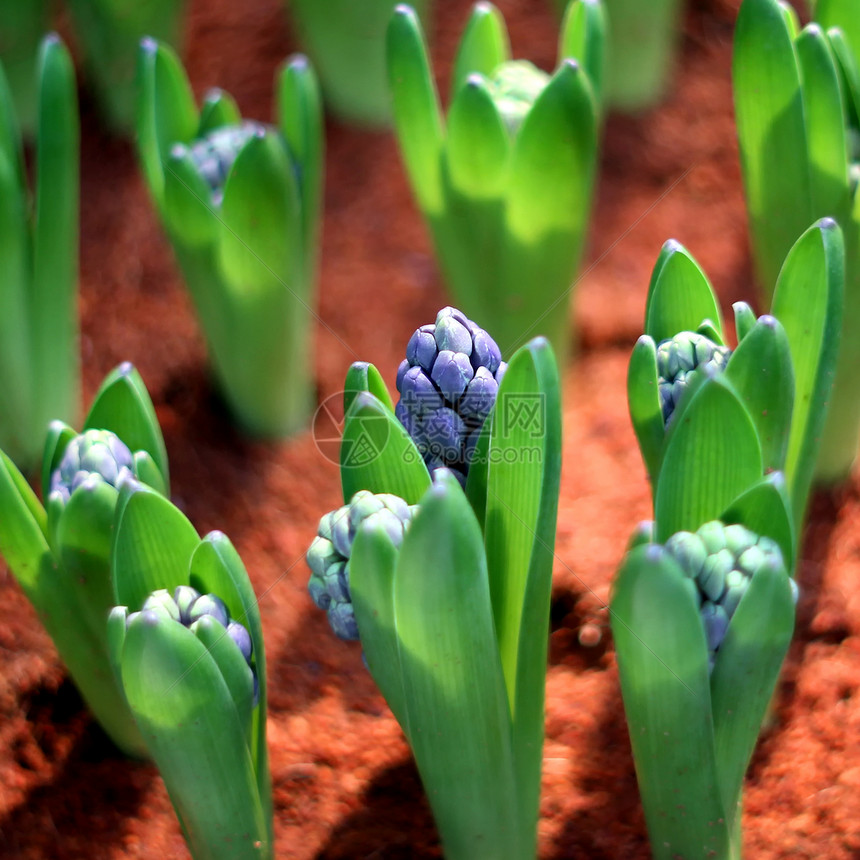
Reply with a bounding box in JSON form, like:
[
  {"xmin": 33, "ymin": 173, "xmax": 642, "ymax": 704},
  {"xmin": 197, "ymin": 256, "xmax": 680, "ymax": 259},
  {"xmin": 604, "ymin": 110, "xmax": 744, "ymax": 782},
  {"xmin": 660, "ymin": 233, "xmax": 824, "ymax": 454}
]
[
  {"xmin": 49, "ymin": 429, "xmax": 135, "ymax": 505},
  {"xmin": 395, "ymin": 307, "xmax": 507, "ymax": 484},
  {"xmin": 184, "ymin": 121, "xmax": 265, "ymax": 205}
]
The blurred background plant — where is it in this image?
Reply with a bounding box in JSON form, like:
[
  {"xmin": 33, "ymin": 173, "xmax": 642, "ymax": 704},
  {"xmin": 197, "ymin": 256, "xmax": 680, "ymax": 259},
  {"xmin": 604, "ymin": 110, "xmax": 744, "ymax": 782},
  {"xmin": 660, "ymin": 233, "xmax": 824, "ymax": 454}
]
[
  {"xmin": 0, "ymin": 33, "xmax": 78, "ymax": 472},
  {"xmin": 387, "ymin": 0, "xmax": 605, "ymax": 363},
  {"xmin": 288, "ymin": 0, "xmax": 432, "ymax": 126},
  {"xmin": 137, "ymin": 39, "xmax": 322, "ymax": 438},
  {"xmin": 734, "ymin": 0, "xmax": 860, "ymax": 482}
]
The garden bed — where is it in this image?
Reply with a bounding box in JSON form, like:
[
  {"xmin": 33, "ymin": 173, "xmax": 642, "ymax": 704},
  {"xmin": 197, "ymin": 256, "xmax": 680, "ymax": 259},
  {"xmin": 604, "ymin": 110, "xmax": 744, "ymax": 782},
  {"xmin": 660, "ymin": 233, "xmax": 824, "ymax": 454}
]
[{"xmin": 0, "ymin": 0, "xmax": 858, "ymax": 856}]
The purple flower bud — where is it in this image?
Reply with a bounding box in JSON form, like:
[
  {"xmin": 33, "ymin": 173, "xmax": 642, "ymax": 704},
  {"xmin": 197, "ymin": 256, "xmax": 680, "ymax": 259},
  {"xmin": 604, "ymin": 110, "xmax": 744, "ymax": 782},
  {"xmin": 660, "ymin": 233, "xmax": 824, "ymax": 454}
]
[
  {"xmin": 406, "ymin": 325, "xmax": 438, "ymax": 372},
  {"xmin": 431, "ymin": 350, "xmax": 474, "ymax": 400}
]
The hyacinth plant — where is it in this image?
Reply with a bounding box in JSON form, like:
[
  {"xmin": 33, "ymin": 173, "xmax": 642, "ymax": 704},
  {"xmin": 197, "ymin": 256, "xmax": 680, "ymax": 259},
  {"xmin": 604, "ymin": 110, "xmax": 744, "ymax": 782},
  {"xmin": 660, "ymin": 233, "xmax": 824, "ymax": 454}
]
[
  {"xmin": 0, "ymin": 34, "xmax": 79, "ymax": 471},
  {"xmin": 67, "ymin": 0, "xmax": 187, "ymax": 133},
  {"xmin": 0, "ymin": 364, "xmax": 169, "ymax": 758},
  {"xmin": 137, "ymin": 39, "xmax": 322, "ymax": 437},
  {"xmin": 108, "ymin": 485, "xmax": 271, "ymax": 860},
  {"xmin": 0, "ymin": 0, "xmax": 51, "ymax": 134},
  {"xmin": 307, "ymin": 307, "xmax": 561, "ymax": 859},
  {"xmin": 628, "ymin": 219, "xmax": 844, "ymax": 549},
  {"xmin": 551, "ymin": 0, "xmax": 683, "ymax": 110},
  {"xmin": 387, "ymin": 0, "xmax": 605, "ymax": 361},
  {"xmin": 289, "ymin": 0, "xmax": 431, "ymax": 126},
  {"xmin": 734, "ymin": 0, "xmax": 860, "ymax": 481}
]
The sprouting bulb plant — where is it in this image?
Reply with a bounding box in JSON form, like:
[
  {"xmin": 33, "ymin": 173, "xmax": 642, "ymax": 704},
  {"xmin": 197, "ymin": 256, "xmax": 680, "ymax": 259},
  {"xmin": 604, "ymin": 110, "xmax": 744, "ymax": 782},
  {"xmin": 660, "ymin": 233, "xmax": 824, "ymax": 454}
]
[
  {"xmin": 308, "ymin": 308, "xmax": 562, "ymax": 860},
  {"xmin": 611, "ymin": 515, "xmax": 796, "ymax": 860},
  {"xmin": 109, "ymin": 485, "xmax": 271, "ymax": 860},
  {"xmin": 0, "ymin": 364, "xmax": 169, "ymax": 758},
  {"xmin": 0, "ymin": 34, "xmax": 79, "ymax": 471},
  {"xmin": 734, "ymin": 0, "xmax": 860, "ymax": 481},
  {"xmin": 627, "ymin": 219, "xmax": 843, "ymax": 549},
  {"xmin": 137, "ymin": 39, "xmax": 322, "ymax": 437},
  {"xmin": 288, "ymin": 0, "xmax": 432, "ymax": 126},
  {"xmin": 387, "ymin": 0, "xmax": 605, "ymax": 361},
  {"xmin": 395, "ymin": 306, "xmax": 507, "ymax": 484},
  {"xmin": 307, "ymin": 490, "xmax": 417, "ymax": 640}
]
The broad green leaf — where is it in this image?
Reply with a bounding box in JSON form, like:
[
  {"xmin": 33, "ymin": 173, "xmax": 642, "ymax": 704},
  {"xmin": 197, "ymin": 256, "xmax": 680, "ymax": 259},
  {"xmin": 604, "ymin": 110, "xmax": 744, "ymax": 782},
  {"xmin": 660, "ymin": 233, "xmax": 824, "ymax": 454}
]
[
  {"xmin": 349, "ymin": 522, "xmax": 406, "ymax": 729},
  {"xmin": 734, "ymin": 0, "xmax": 812, "ymax": 294},
  {"xmin": 558, "ymin": 0, "xmax": 607, "ymax": 106},
  {"xmin": 136, "ymin": 38, "xmax": 198, "ymax": 203},
  {"xmin": 343, "ymin": 361, "xmax": 393, "ymax": 415},
  {"xmin": 445, "ymin": 77, "xmax": 510, "ymax": 198},
  {"xmin": 340, "ymin": 392, "xmax": 431, "ymax": 504},
  {"xmin": 451, "ymin": 2, "xmax": 510, "ymax": 97},
  {"xmin": 163, "ymin": 144, "xmax": 219, "ymax": 247},
  {"xmin": 815, "ymin": 0, "xmax": 860, "ymax": 71},
  {"xmin": 484, "ymin": 337, "xmax": 561, "ymax": 849},
  {"xmin": 656, "ymin": 378, "xmax": 763, "ymax": 541},
  {"xmin": 120, "ymin": 616, "xmax": 268, "ymax": 859},
  {"xmin": 644, "ymin": 240, "xmax": 722, "ymax": 344},
  {"xmin": 627, "ymin": 335, "xmax": 664, "ymax": 488},
  {"xmin": 796, "ymin": 26, "xmax": 851, "ymax": 219},
  {"xmin": 611, "ymin": 545, "xmax": 730, "ymax": 859},
  {"xmin": 31, "ymin": 35, "xmax": 79, "ymax": 446},
  {"xmin": 112, "ymin": 485, "xmax": 200, "ymax": 609},
  {"xmin": 720, "ymin": 472, "xmax": 796, "ymax": 573},
  {"xmin": 711, "ymin": 561, "xmax": 794, "ymax": 835},
  {"xmin": 388, "ymin": 5, "xmax": 445, "ymax": 213},
  {"xmin": 84, "ymin": 363, "xmax": 170, "ymax": 488},
  {"xmin": 393, "ymin": 475, "xmax": 521, "ymax": 859},
  {"xmin": 723, "ymin": 314, "xmax": 794, "ymax": 474},
  {"xmin": 197, "ymin": 88, "xmax": 241, "ymax": 134},
  {"xmin": 771, "ymin": 218, "xmax": 843, "ymax": 518}
]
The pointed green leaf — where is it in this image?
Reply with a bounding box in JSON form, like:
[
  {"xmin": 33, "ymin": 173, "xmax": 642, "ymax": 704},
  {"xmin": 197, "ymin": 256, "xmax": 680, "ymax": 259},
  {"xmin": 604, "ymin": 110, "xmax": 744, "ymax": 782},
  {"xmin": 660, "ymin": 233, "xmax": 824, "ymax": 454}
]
[
  {"xmin": 815, "ymin": 0, "xmax": 860, "ymax": 70},
  {"xmin": 627, "ymin": 335, "xmax": 664, "ymax": 489},
  {"xmin": 340, "ymin": 391, "xmax": 431, "ymax": 504},
  {"xmin": 711, "ymin": 561, "xmax": 794, "ymax": 832},
  {"xmin": 558, "ymin": 0, "xmax": 607, "ymax": 106},
  {"xmin": 611, "ymin": 544, "xmax": 730, "ymax": 859},
  {"xmin": 771, "ymin": 218, "xmax": 844, "ymax": 516},
  {"xmin": 644, "ymin": 240, "xmax": 722, "ymax": 344},
  {"xmin": 41, "ymin": 420, "xmax": 76, "ymax": 501},
  {"xmin": 349, "ymin": 522, "xmax": 406, "ymax": 729},
  {"xmin": 120, "ymin": 615, "xmax": 268, "ymax": 859},
  {"xmin": 344, "ymin": 362, "xmax": 393, "ymax": 415},
  {"xmin": 734, "ymin": 0, "xmax": 812, "ymax": 294},
  {"xmin": 464, "ymin": 414, "xmax": 492, "ymax": 527},
  {"xmin": 133, "ymin": 452, "xmax": 167, "ymax": 496},
  {"xmin": 162, "ymin": 143, "xmax": 219, "ymax": 246},
  {"xmin": 827, "ymin": 28, "xmax": 860, "ymax": 123},
  {"xmin": 451, "ymin": 2, "xmax": 510, "ymax": 97},
  {"xmin": 445, "ymin": 75, "xmax": 510, "ymax": 198},
  {"xmin": 388, "ymin": 4, "xmax": 445, "ymax": 213},
  {"xmin": 393, "ymin": 474, "xmax": 521, "ymax": 859},
  {"xmin": 112, "ymin": 485, "xmax": 200, "ymax": 609},
  {"xmin": 84, "ymin": 363, "xmax": 170, "ymax": 488},
  {"xmin": 197, "ymin": 88, "xmax": 242, "ymax": 134},
  {"xmin": 733, "ymin": 301, "xmax": 758, "ymax": 342},
  {"xmin": 656, "ymin": 378, "xmax": 763, "ymax": 541},
  {"xmin": 724, "ymin": 314, "xmax": 794, "ymax": 474}
]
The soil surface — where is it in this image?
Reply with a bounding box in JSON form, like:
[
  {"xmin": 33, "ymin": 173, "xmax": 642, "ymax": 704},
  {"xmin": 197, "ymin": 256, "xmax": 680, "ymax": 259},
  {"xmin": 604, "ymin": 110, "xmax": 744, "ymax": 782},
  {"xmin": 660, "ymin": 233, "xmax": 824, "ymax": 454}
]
[{"xmin": 1, "ymin": 0, "xmax": 859, "ymax": 857}]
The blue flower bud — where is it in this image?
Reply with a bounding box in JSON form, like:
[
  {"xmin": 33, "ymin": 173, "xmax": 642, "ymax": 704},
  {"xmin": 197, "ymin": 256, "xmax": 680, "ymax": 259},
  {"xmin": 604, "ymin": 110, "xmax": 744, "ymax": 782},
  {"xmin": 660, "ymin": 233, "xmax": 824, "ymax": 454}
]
[
  {"xmin": 50, "ymin": 429, "xmax": 135, "ymax": 505},
  {"xmin": 431, "ymin": 350, "xmax": 475, "ymax": 400}
]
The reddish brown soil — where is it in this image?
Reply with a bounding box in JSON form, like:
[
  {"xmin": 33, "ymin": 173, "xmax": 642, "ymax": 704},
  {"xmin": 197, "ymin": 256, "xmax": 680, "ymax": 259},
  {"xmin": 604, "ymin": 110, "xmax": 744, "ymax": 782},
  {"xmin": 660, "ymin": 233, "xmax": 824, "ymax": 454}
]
[{"xmin": 0, "ymin": 0, "xmax": 858, "ymax": 857}]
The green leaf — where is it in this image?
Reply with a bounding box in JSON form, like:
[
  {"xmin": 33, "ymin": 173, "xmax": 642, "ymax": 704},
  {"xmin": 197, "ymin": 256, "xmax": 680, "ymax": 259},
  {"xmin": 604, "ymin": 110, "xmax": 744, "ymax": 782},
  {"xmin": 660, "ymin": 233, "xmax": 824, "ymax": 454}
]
[
  {"xmin": 84, "ymin": 362, "xmax": 170, "ymax": 489},
  {"xmin": 119, "ymin": 614, "xmax": 268, "ymax": 859},
  {"xmin": 445, "ymin": 76, "xmax": 510, "ymax": 198},
  {"xmin": 483, "ymin": 337, "xmax": 561, "ymax": 850},
  {"xmin": 644, "ymin": 240, "xmax": 722, "ymax": 344},
  {"xmin": 464, "ymin": 415, "xmax": 492, "ymax": 527},
  {"xmin": 627, "ymin": 335, "xmax": 664, "ymax": 488},
  {"xmin": 723, "ymin": 314, "xmax": 794, "ymax": 474},
  {"xmin": 450, "ymin": 2, "xmax": 510, "ymax": 97},
  {"xmin": 655, "ymin": 377, "xmax": 763, "ymax": 541},
  {"xmin": 710, "ymin": 560, "xmax": 794, "ymax": 834},
  {"xmin": 770, "ymin": 218, "xmax": 844, "ymax": 519},
  {"xmin": 611, "ymin": 544, "xmax": 730, "ymax": 859},
  {"xmin": 162, "ymin": 143, "xmax": 219, "ymax": 247},
  {"xmin": 40, "ymin": 420, "xmax": 76, "ymax": 501},
  {"xmin": 387, "ymin": 4, "xmax": 445, "ymax": 213},
  {"xmin": 815, "ymin": 0, "xmax": 860, "ymax": 71},
  {"xmin": 733, "ymin": 301, "xmax": 758, "ymax": 342},
  {"xmin": 197, "ymin": 88, "xmax": 242, "ymax": 134},
  {"xmin": 734, "ymin": 0, "xmax": 812, "ymax": 294},
  {"xmin": 112, "ymin": 485, "xmax": 200, "ymax": 610},
  {"xmin": 558, "ymin": 0, "xmax": 607, "ymax": 106},
  {"xmin": 343, "ymin": 362, "xmax": 393, "ymax": 415},
  {"xmin": 30, "ymin": 34, "xmax": 80, "ymax": 446},
  {"xmin": 393, "ymin": 474, "xmax": 521, "ymax": 859},
  {"xmin": 348, "ymin": 522, "xmax": 406, "ymax": 728},
  {"xmin": 136, "ymin": 37, "xmax": 198, "ymax": 204},
  {"xmin": 827, "ymin": 29, "xmax": 860, "ymax": 124},
  {"xmin": 340, "ymin": 391, "xmax": 431, "ymax": 504}
]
